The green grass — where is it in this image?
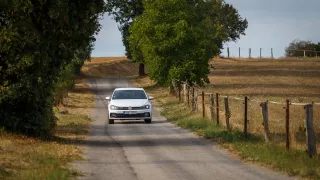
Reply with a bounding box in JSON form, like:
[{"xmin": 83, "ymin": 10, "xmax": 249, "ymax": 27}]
[{"xmin": 136, "ymin": 78, "xmax": 320, "ymax": 180}]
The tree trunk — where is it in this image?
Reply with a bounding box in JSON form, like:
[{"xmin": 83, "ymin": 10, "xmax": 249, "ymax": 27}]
[{"xmin": 139, "ymin": 63, "xmax": 145, "ymax": 76}]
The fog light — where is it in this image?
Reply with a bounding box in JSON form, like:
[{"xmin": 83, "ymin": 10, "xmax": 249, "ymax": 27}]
[
  {"xmin": 111, "ymin": 114, "xmax": 117, "ymax": 118},
  {"xmin": 144, "ymin": 113, "xmax": 150, "ymax": 117}
]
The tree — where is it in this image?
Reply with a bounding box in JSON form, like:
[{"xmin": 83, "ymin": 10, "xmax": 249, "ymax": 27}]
[
  {"xmin": 285, "ymin": 39, "xmax": 320, "ymax": 57},
  {"xmin": 129, "ymin": 0, "xmax": 248, "ymax": 87},
  {"xmin": 105, "ymin": 0, "xmax": 146, "ymax": 76},
  {"xmin": 0, "ymin": 0, "xmax": 105, "ymax": 137},
  {"xmin": 203, "ymin": 0, "xmax": 248, "ymax": 51},
  {"xmin": 129, "ymin": 0, "xmax": 221, "ymax": 86}
]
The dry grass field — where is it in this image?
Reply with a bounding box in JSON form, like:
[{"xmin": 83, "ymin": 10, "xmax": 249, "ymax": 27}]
[
  {"xmin": 81, "ymin": 57, "xmax": 140, "ymax": 78},
  {"xmin": 208, "ymin": 57, "xmax": 320, "ymax": 101},
  {"xmin": 201, "ymin": 57, "xmax": 320, "ymax": 151}
]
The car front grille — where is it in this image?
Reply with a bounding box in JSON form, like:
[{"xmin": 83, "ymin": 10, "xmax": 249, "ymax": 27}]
[
  {"xmin": 110, "ymin": 113, "xmax": 150, "ymax": 118},
  {"xmin": 117, "ymin": 107, "xmax": 145, "ymax": 110}
]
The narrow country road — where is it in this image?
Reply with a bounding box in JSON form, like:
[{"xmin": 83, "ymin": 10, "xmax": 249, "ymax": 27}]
[{"xmin": 73, "ymin": 78, "xmax": 292, "ymax": 180}]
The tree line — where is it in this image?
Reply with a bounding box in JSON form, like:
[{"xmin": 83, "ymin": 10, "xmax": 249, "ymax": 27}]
[
  {"xmin": 106, "ymin": 0, "xmax": 248, "ymax": 86},
  {"xmin": 0, "ymin": 0, "xmax": 106, "ymax": 137},
  {"xmin": 285, "ymin": 39, "xmax": 320, "ymax": 57}
]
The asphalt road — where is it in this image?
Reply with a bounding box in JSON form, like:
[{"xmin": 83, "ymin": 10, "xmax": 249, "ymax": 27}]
[{"xmin": 73, "ymin": 78, "xmax": 293, "ymax": 180}]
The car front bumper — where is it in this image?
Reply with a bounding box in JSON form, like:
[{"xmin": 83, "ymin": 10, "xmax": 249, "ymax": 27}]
[{"xmin": 108, "ymin": 109, "xmax": 152, "ymax": 120}]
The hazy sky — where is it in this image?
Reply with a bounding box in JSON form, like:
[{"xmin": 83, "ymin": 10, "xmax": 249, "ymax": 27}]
[{"xmin": 92, "ymin": 0, "xmax": 320, "ymax": 58}]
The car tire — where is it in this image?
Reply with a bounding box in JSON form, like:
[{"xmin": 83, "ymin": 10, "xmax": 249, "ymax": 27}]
[
  {"xmin": 145, "ymin": 119, "xmax": 152, "ymax": 124},
  {"xmin": 109, "ymin": 119, "xmax": 114, "ymax": 124}
]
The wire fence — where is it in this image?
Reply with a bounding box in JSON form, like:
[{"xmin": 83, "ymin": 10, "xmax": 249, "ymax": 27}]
[
  {"xmin": 172, "ymin": 79, "xmax": 319, "ymax": 157},
  {"xmin": 220, "ymin": 47, "xmax": 320, "ymax": 58}
]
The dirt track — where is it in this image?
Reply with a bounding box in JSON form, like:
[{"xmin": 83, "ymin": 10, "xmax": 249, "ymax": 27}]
[{"xmin": 73, "ymin": 78, "xmax": 292, "ymax": 180}]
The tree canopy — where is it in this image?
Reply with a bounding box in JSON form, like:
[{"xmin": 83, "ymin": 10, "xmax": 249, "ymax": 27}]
[
  {"xmin": 285, "ymin": 39, "xmax": 320, "ymax": 57},
  {"xmin": 0, "ymin": 0, "xmax": 105, "ymax": 137},
  {"xmin": 204, "ymin": 0, "xmax": 248, "ymax": 50},
  {"xmin": 129, "ymin": 0, "xmax": 248, "ymax": 86}
]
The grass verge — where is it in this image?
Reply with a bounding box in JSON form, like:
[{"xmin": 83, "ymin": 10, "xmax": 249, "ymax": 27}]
[
  {"xmin": 0, "ymin": 81, "xmax": 94, "ymax": 180},
  {"xmin": 132, "ymin": 76, "xmax": 320, "ymax": 180}
]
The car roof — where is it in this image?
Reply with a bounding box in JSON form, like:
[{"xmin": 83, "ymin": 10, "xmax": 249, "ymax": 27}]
[{"xmin": 114, "ymin": 88, "xmax": 145, "ymax": 91}]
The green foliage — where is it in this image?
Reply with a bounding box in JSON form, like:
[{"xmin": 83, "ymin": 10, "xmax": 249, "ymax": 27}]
[
  {"xmin": 129, "ymin": 0, "xmax": 248, "ymax": 86},
  {"xmin": 53, "ymin": 62, "xmax": 76, "ymax": 106},
  {"xmin": 0, "ymin": 0, "xmax": 105, "ymax": 137},
  {"xmin": 129, "ymin": 0, "xmax": 212, "ymax": 86},
  {"xmin": 203, "ymin": 0, "xmax": 248, "ymax": 50},
  {"xmin": 285, "ymin": 38, "xmax": 320, "ymax": 57}
]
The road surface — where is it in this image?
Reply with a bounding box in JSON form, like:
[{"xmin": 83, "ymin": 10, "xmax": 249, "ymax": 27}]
[{"xmin": 73, "ymin": 78, "xmax": 292, "ymax": 180}]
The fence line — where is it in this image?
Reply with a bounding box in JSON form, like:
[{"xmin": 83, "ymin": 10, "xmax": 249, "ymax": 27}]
[
  {"xmin": 171, "ymin": 79, "xmax": 319, "ymax": 157},
  {"xmin": 221, "ymin": 47, "xmax": 320, "ymax": 58}
]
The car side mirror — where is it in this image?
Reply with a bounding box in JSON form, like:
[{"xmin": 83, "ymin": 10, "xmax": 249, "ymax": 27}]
[
  {"xmin": 105, "ymin": 97, "xmax": 110, "ymax": 100},
  {"xmin": 148, "ymin": 96, "xmax": 154, "ymax": 100}
]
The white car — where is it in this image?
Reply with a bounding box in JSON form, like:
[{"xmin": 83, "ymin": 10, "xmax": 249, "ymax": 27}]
[{"xmin": 106, "ymin": 88, "xmax": 153, "ymax": 124}]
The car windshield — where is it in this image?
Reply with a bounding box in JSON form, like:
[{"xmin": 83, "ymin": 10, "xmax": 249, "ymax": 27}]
[{"xmin": 112, "ymin": 90, "xmax": 147, "ymax": 100}]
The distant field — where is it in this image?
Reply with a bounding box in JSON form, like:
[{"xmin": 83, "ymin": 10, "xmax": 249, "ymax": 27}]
[
  {"xmin": 81, "ymin": 57, "xmax": 139, "ymax": 78},
  {"xmin": 208, "ymin": 57, "xmax": 320, "ymax": 102},
  {"xmin": 87, "ymin": 57, "xmax": 320, "ymax": 103},
  {"xmin": 85, "ymin": 57, "xmax": 128, "ymax": 65}
]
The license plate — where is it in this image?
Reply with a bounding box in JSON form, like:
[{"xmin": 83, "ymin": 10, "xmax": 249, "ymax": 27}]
[{"xmin": 123, "ymin": 111, "xmax": 137, "ymax": 114}]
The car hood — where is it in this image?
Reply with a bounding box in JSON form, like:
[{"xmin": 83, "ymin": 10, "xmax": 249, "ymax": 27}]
[{"xmin": 110, "ymin": 99, "xmax": 149, "ymax": 107}]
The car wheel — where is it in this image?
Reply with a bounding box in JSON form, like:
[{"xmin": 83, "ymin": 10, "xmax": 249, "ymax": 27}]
[
  {"xmin": 145, "ymin": 119, "xmax": 152, "ymax": 124},
  {"xmin": 109, "ymin": 119, "xmax": 114, "ymax": 124}
]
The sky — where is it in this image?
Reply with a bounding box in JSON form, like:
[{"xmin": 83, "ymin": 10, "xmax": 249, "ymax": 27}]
[{"xmin": 91, "ymin": 0, "xmax": 320, "ymax": 58}]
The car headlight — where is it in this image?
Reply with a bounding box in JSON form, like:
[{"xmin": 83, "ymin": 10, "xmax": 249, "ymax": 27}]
[
  {"xmin": 110, "ymin": 105, "xmax": 119, "ymax": 110},
  {"xmin": 143, "ymin": 105, "xmax": 150, "ymax": 109}
]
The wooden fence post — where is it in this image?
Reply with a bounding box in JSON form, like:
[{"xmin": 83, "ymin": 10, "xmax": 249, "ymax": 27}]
[
  {"xmin": 239, "ymin": 47, "xmax": 241, "ymax": 58},
  {"xmin": 260, "ymin": 102, "xmax": 270, "ymax": 142},
  {"xmin": 260, "ymin": 48, "xmax": 262, "ymax": 58},
  {"xmin": 304, "ymin": 104, "xmax": 317, "ymax": 157},
  {"xmin": 216, "ymin": 93, "xmax": 220, "ymax": 125},
  {"xmin": 224, "ymin": 96, "xmax": 230, "ymax": 131},
  {"xmin": 249, "ymin": 48, "xmax": 251, "ymax": 58},
  {"xmin": 286, "ymin": 99, "xmax": 290, "ymax": 150},
  {"xmin": 183, "ymin": 83, "xmax": 187, "ymax": 103},
  {"xmin": 172, "ymin": 79, "xmax": 178, "ymax": 98},
  {"xmin": 210, "ymin": 94, "xmax": 214, "ymax": 121},
  {"xmin": 202, "ymin": 91, "xmax": 205, "ymax": 118},
  {"xmin": 191, "ymin": 88, "xmax": 195, "ymax": 111},
  {"xmin": 194, "ymin": 89, "xmax": 198, "ymax": 112},
  {"xmin": 178, "ymin": 83, "xmax": 181, "ymax": 102},
  {"xmin": 227, "ymin": 47, "xmax": 230, "ymax": 58},
  {"xmin": 244, "ymin": 96, "xmax": 248, "ymax": 137},
  {"xmin": 187, "ymin": 86, "xmax": 190, "ymax": 106},
  {"xmin": 304, "ymin": 50, "xmax": 306, "ymax": 57}
]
